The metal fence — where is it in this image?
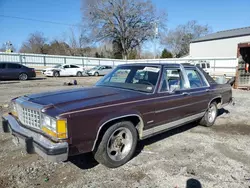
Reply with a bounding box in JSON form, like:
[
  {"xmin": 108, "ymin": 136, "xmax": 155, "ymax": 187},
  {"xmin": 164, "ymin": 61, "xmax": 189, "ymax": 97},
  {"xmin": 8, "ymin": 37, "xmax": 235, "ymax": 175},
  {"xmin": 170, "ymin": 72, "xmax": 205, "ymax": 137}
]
[{"xmin": 0, "ymin": 52, "xmax": 238, "ymax": 77}]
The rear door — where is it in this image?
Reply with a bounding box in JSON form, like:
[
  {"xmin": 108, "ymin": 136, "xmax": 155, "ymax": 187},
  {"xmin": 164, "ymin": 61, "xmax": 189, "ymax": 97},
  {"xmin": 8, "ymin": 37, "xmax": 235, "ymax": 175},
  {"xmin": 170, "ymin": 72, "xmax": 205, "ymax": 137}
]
[
  {"xmin": 98, "ymin": 66, "xmax": 106, "ymax": 75},
  {"xmin": 184, "ymin": 67, "xmax": 211, "ymax": 115},
  {"xmin": 70, "ymin": 65, "xmax": 80, "ymax": 75},
  {"xmin": 5, "ymin": 63, "xmax": 22, "ymax": 79},
  {"xmin": 153, "ymin": 66, "xmax": 194, "ymax": 129}
]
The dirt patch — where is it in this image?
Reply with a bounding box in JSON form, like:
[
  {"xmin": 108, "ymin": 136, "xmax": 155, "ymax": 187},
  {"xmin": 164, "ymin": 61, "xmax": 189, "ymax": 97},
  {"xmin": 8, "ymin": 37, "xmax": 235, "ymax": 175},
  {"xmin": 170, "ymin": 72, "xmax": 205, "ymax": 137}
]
[{"xmin": 212, "ymin": 122, "xmax": 250, "ymax": 135}]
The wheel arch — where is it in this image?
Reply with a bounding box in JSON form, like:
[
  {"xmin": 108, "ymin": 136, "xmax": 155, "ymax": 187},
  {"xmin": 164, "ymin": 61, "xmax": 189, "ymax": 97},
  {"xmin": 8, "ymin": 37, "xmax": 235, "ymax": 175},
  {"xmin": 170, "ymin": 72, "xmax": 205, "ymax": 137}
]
[
  {"xmin": 91, "ymin": 114, "xmax": 144, "ymax": 151},
  {"xmin": 208, "ymin": 96, "xmax": 222, "ymax": 108}
]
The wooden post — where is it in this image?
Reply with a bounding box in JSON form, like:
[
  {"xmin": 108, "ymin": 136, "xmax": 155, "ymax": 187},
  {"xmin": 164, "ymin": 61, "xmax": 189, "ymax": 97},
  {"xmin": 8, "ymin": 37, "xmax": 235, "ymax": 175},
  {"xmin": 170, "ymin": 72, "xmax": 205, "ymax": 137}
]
[{"xmin": 234, "ymin": 66, "xmax": 239, "ymax": 89}]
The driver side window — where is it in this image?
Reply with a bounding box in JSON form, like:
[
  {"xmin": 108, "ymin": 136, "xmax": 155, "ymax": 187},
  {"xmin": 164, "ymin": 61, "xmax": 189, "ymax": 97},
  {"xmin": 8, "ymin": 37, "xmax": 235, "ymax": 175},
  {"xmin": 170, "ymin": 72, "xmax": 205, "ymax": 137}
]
[
  {"xmin": 64, "ymin": 65, "xmax": 70, "ymax": 69},
  {"xmin": 160, "ymin": 68, "xmax": 185, "ymax": 92}
]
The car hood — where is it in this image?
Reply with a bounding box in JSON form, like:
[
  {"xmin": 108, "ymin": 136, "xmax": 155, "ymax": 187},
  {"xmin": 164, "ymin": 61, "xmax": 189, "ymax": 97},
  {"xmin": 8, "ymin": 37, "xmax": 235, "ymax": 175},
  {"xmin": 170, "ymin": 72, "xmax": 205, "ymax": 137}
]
[{"xmin": 25, "ymin": 87, "xmax": 144, "ymax": 116}]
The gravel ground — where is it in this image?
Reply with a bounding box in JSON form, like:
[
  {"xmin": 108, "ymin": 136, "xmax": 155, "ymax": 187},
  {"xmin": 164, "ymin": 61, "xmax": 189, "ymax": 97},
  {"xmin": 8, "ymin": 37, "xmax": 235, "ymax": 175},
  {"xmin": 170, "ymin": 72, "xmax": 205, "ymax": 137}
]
[{"xmin": 0, "ymin": 76, "xmax": 250, "ymax": 188}]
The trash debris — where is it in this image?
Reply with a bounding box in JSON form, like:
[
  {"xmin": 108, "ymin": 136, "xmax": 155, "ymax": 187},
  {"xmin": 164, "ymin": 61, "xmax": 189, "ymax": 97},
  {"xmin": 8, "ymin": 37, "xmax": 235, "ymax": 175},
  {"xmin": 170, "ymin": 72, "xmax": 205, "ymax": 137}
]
[
  {"xmin": 63, "ymin": 79, "xmax": 78, "ymax": 86},
  {"xmin": 44, "ymin": 177, "xmax": 49, "ymax": 182},
  {"xmin": 3, "ymin": 104, "xmax": 9, "ymax": 108}
]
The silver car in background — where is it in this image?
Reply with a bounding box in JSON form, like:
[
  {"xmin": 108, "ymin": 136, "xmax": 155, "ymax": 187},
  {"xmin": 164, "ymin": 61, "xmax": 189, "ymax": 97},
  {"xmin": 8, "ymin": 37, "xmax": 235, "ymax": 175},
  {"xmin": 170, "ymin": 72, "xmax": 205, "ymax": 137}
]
[{"xmin": 86, "ymin": 65, "xmax": 113, "ymax": 76}]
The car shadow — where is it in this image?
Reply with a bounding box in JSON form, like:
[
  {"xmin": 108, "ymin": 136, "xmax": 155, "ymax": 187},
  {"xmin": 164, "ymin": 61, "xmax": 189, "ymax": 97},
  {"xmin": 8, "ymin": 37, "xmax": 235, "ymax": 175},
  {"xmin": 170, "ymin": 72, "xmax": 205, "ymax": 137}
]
[
  {"xmin": 218, "ymin": 108, "xmax": 230, "ymax": 116},
  {"xmin": 134, "ymin": 121, "xmax": 200, "ymax": 158},
  {"xmin": 30, "ymin": 77, "xmax": 47, "ymax": 80},
  {"xmin": 0, "ymin": 81, "xmax": 20, "ymax": 84},
  {"xmin": 68, "ymin": 152, "xmax": 99, "ymax": 170}
]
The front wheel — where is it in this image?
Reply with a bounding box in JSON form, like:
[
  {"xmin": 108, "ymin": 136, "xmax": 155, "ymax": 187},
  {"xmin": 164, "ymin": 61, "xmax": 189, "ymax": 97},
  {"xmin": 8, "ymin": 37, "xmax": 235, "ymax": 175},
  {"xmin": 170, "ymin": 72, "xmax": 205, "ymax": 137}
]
[
  {"xmin": 199, "ymin": 102, "xmax": 218, "ymax": 127},
  {"xmin": 94, "ymin": 121, "xmax": 138, "ymax": 168},
  {"xmin": 94, "ymin": 72, "xmax": 99, "ymax": 77},
  {"xmin": 53, "ymin": 71, "xmax": 60, "ymax": 77}
]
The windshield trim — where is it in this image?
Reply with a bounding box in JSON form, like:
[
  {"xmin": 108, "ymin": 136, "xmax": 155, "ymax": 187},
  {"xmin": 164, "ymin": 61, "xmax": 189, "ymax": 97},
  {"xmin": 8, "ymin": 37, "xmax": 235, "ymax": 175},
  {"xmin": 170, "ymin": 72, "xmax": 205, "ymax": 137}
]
[{"xmin": 96, "ymin": 64, "xmax": 162, "ymax": 94}]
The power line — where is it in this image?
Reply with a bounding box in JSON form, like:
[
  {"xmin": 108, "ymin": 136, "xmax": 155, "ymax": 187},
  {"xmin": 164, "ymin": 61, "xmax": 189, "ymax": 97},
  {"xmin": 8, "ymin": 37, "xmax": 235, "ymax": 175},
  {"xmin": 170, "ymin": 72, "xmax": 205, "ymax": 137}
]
[{"xmin": 0, "ymin": 14, "xmax": 82, "ymax": 27}]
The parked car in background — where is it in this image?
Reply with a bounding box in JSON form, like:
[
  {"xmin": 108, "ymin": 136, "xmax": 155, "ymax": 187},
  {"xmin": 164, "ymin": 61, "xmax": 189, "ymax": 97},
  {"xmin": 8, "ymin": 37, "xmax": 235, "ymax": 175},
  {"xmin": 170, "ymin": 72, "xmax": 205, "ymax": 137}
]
[
  {"xmin": 195, "ymin": 61, "xmax": 212, "ymax": 75},
  {"xmin": 42, "ymin": 64, "xmax": 85, "ymax": 77},
  {"xmin": 86, "ymin": 65, "xmax": 113, "ymax": 76},
  {"xmin": 0, "ymin": 62, "xmax": 36, "ymax": 81},
  {"xmin": 2, "ymin": 63, "xmax": 233, "ymax": 168}
]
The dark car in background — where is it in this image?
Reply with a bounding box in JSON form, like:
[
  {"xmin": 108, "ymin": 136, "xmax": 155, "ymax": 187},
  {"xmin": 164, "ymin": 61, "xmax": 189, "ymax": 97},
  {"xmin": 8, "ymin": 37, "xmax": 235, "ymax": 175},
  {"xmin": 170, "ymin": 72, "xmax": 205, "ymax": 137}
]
[{"xmin": 0, "ymin": 62, "xmax": 36, "ymax": 81}]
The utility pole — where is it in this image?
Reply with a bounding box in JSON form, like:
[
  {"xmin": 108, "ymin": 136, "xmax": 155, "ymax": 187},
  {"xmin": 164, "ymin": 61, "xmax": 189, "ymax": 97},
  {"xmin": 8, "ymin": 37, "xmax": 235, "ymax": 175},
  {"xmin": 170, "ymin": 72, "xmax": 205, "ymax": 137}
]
[{"xmin": 153, "ymin": 21, "xmax": 159, "ymax": 59}]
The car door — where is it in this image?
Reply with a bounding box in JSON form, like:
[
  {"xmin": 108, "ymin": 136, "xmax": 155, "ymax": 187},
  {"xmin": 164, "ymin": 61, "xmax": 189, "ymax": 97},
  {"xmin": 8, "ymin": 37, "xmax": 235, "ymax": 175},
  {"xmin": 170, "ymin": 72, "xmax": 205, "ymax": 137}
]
[
  {"xmin": 5, "ymin": 63, "xmax": 22, "ymax": 79},
  {"xmin": 184, "ymin": 67, "xmax": 211, "ymax": 115},
  {"xmin": 153, "ymin": 65, "xmax": 195, "ymax": 130},
  {"xmin": 98, "ymin": 66, "xmax": 105, "ymax": 75},
  {"xmin": 60, "ymin": 65, "xmax": 71, "ymax": 76},
  {"xmin": 0, "ymin": 63, "xmax": 6, "ymax": 79},
  {"xmin": 70, "ymin": 65, "xmax": 80, "ymax": 75}
]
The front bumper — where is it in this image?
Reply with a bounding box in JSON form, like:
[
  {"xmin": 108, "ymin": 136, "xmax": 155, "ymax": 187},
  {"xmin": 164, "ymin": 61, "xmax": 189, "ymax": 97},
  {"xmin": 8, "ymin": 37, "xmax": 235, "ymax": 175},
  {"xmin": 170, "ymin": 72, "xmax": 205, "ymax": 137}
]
[
  {"xmin": 44, "ymin": 71, "xmax": 54, "ymax": 76},
  {"xmin": 1, "ymin": 114, "xmax": 68, "ymax": 162}
]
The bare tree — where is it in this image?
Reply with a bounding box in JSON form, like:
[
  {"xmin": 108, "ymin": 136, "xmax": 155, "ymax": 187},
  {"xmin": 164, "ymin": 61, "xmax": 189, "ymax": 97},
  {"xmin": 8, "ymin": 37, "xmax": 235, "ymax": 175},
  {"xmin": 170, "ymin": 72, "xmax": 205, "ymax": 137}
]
[
  {"xmin": 81, "ymin": 0, "xmax": 166, "ymax": 59},
  {"xmin": 163, "ymin": 20, "xmax": 211, "ymax": 57},
  {"xmin": 19, "ymin": 32, "xmax": 48, "ymax": 54}
]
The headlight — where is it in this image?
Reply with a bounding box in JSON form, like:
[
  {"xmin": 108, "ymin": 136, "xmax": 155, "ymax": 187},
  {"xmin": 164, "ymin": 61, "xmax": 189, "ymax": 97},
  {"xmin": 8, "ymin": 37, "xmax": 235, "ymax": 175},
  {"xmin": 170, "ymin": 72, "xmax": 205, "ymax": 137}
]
[
  {"xmin": 41, "ymin": 114, "xmax": 67, "ymax": 139},
  {"xmin": 11, "ymin": 101, "xmax": 17, "ymax": 116}
]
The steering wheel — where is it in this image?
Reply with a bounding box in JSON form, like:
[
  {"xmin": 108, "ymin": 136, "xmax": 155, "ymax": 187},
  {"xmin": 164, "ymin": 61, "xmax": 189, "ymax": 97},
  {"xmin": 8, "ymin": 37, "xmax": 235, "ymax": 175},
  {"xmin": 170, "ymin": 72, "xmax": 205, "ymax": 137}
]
[{"xmin": 139, "ymin": 80, "xmax": 154, "ymax": 87}]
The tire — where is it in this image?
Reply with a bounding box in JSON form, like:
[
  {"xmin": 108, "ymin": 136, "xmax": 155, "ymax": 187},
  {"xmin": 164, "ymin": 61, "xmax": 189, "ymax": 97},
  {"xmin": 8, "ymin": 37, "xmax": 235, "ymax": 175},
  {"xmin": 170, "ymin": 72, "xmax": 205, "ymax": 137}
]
[
  {"xmin": 94, "ymin": 121, "xmax": 138, "ymax": 168},
  {"xmin": 94, "ymin": 72, "xmax": 99, "ymax": 77},
  {"xmin": 53, "ymin": 71, "xmax": 60, "ymax": 77},
  {"xmin": 19, "ymin": 73, "xmax": 28, "ymax": 81},
  {"xmin": 76, "ymin": 71, "xmax": 82, "ymax": 77},
  {"xmin": 199, "ymin": 102, "xmax": 218, "ymax": 127}
]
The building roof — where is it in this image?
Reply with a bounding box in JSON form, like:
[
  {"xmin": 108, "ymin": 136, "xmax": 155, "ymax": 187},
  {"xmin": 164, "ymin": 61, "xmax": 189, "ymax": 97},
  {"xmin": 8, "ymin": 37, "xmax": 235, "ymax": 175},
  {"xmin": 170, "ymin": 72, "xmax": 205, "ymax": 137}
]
[{"xmin": 192, "ymin": 26, "xmax": 250, "ymax": 43}]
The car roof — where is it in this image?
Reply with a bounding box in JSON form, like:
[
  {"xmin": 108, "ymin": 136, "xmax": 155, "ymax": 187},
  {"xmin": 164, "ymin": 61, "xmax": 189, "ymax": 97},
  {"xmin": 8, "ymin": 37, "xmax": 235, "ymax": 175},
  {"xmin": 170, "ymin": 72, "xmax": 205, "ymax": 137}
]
[{"xmin": 119, "ymin": 63, "xmax": 196, "ymax": 68}]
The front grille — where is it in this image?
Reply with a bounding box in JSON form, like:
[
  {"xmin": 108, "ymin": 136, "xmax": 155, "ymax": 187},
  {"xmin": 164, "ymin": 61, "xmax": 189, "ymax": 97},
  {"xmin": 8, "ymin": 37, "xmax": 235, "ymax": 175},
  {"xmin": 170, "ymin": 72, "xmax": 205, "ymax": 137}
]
[{"xmin": 16, "ymin": 103, "xmax": 41, "ymax": 129}]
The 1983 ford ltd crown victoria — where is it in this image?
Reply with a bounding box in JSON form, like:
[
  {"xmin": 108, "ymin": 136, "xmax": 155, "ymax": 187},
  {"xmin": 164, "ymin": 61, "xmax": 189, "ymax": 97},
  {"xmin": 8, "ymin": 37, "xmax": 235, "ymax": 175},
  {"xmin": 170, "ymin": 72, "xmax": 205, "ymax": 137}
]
[{"xmin": 1, "ymin": 63, "xmax": 233, "ymax": 168}]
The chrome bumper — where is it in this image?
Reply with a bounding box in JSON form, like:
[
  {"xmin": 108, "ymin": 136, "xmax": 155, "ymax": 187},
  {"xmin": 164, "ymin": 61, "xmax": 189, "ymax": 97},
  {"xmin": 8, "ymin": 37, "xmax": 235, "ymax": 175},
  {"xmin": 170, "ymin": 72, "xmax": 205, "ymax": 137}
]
[{"xmin": 1, "ymin": 114, "xmax": 68, "ymax": 162}]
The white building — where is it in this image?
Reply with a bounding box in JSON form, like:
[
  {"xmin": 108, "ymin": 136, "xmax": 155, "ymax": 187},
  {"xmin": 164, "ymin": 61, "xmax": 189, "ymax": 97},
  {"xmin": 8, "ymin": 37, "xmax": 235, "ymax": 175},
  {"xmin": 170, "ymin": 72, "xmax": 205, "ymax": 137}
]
[{"xmin": 190, "ymin": 27, "xmax": 250, "ymax": 58}]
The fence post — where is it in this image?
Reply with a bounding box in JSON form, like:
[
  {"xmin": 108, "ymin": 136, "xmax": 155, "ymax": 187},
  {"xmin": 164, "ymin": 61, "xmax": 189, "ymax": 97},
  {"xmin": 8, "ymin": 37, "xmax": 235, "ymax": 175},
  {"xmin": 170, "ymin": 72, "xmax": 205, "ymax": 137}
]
[
  {"xmin": 19, "ymin": 54, "xmax": 22, "ymax": 64},
  {"xmin": 43, "ymin": 56, "xmax": 46, "ymax": 66},
  {"xmin": 99, "ymin": 59, "xmax": 101, "ymax": 65},
  {"xmin": 213, "ymin": 60, "xmax": 216, "ymax": 77},
  {"xmin": 64, "ymin": 57, "xmax": 67, "ymax": 64},
  {"xmin": 113, "ymin": 61, "xmax": 115, "ymax": 67},
  {"xmin": 82, "ymin": 58, "xmax": 84, "ymax": 66}
]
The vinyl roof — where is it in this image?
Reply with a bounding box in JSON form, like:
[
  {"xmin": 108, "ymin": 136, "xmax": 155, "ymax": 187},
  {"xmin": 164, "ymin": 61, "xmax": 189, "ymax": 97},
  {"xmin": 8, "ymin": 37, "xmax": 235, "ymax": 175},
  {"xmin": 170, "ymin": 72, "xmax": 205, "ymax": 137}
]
[{"xmin": 192, "ymin": 26, "xmax": 250, "ymax": 43}]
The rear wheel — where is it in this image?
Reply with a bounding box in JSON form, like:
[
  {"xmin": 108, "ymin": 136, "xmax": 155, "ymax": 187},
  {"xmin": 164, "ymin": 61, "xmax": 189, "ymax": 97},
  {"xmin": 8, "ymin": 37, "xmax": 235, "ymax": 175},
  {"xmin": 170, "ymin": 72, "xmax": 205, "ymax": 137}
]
[
  {"xmin": 76, "ymin": 71, "xmax": 82, "ymax": 77},
  {"xmin": 19, "ymin": 73, "xmax": 28, "ymax": 81},
  {"xmin": 94, "ymin": 121, "xmax": 138, "ymax": 168},
  {"xmin": 94, "ymin": 72, "xmax": 99, "ymax": 77},
  {"xmin": 53, "ymin": 71, "xmax": 60, "ymax": 77},
  {"xmin": 200, "ymin": 102, "xmax": 218, "ymax": 127}
]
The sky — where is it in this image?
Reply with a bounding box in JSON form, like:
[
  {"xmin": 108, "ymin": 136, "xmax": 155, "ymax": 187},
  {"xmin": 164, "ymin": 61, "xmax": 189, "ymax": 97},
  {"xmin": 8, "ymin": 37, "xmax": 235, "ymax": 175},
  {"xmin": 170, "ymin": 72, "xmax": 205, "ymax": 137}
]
[{"xmin": 0, "ymin": 0, "xmax": 250, "ymax": 51}]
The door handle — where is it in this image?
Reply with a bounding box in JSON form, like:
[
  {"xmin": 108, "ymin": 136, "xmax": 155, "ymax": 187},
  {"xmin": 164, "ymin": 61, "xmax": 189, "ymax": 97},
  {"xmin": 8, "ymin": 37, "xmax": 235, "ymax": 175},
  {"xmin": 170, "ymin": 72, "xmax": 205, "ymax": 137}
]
[{"xmin": 182, "ymin": 92, "xmax": 190, "ymax": 96}]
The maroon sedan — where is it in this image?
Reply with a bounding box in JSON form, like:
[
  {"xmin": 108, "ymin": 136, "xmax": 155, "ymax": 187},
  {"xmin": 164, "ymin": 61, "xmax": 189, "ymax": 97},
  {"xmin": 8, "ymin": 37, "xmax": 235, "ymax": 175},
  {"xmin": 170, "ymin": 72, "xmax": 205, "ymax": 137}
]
[{"xmin": 1, "ymin": 63, "xmax": 233, "ymax": 168}]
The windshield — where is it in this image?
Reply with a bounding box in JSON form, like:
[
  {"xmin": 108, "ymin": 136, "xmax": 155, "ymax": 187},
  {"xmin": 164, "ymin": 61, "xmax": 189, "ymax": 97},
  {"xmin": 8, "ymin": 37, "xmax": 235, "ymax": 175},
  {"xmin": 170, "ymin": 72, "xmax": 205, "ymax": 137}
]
[
  {"xmin": 96, "ymin": 65, "xmax": 160, "ymax": 93},
  {"xmin": 90, "ymin": 66, "xmax": 101, "ymax": 70},
  {"xmin": 53, "ymin": 64, "xmax": 62, "ymax": 68}
]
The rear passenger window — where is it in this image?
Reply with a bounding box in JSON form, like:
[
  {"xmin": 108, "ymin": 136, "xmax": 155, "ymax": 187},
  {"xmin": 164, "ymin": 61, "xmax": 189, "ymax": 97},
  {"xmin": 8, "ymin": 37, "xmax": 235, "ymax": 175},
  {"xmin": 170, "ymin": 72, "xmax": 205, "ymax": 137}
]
[
  {"xmin": 186, "ymin": 69, "xmax": 206, "ymax": 88},
  {"xmin": 70, "ymin": 65, "xmax": 79, "ymax": 68},
  {"xmin": 207, "ymin": 63, "xmax": 210, "ymax": 68},
  {"xmin": 7, "ymin": 64, "xmax": 21, "ymax": 69},
  {"xmin": 201, "ymin": 63, "xmax": 206, "ymax": 69},
  {"xmin": 160, "ymin": 68, "xmax": 185, "ymax": 92}
]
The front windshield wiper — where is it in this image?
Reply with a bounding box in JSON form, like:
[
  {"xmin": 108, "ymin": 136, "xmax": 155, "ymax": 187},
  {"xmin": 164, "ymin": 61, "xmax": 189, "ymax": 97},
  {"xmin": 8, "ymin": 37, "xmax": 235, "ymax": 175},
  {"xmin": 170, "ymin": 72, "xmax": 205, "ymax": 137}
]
[{"xmin": 97, "ymin": 84, "xmax": 152, "ymax": 93}]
